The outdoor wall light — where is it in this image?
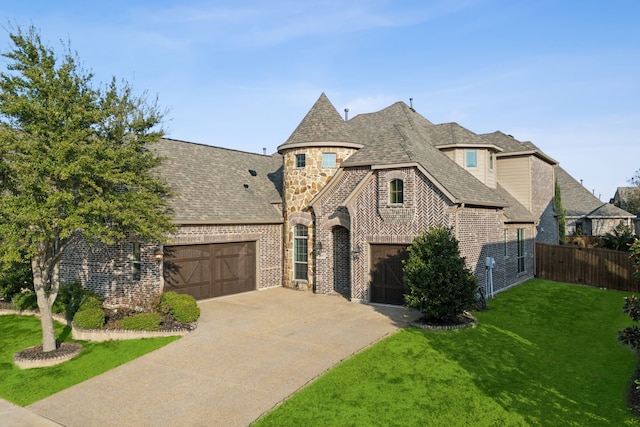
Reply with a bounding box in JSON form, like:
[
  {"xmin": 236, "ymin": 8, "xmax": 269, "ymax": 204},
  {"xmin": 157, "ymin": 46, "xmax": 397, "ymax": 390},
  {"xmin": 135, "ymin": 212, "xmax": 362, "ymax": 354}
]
[
  {"xmin": 313, "ymin": 242, "xmax": 323, "ymax": 253},
  {"xmin": 152, "ymin": 248, "xmax": 164, "ymax": 261}
]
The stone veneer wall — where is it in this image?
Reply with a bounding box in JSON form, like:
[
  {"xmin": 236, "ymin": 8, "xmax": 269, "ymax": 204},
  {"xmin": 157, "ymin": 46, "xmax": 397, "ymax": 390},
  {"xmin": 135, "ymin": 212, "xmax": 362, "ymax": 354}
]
[{"xmin": 282, "ymin": 146, "xmax": 357, "ymax": 289}]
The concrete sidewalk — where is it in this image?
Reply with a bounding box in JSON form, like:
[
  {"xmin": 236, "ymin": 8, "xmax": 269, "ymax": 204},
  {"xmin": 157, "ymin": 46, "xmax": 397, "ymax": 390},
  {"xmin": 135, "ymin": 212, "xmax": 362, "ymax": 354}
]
[
  {"xmin": 0, "ymin": 398, "xmax": 61, "ymax": 426},
  {"xmin": 27, "ymin": 288, "xmax": 419, "ymax": 426}
]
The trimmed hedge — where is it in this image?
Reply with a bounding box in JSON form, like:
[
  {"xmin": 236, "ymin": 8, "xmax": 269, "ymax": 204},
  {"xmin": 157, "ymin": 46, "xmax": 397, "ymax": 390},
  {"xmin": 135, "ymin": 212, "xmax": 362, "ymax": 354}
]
[
  {"xmin": 159, "ymin": 292, "xmax": 200, "ymax": 323},
  {"xmin": 73, "ymin": 307, "xmax": 105, "ymax": 329},
  {"xmin": 11, "ymin": 291, "xmax": 37, "ymax": 311},
  {"xmin": 118, "ymin": 312, "xmax": 162, "ymax": 331}
]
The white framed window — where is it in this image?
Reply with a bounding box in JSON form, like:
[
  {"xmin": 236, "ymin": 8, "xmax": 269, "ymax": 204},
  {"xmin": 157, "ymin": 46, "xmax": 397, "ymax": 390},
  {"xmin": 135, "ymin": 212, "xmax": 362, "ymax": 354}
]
[
  {"xmin": 294, "ymin": 224, "xmax": 308, "ymax": 280},
  {"xmin": 465, "ymin": 150, "xmax": 477, "ymax": 168},
  {"xmin": 517, "ymin": 228, "xmax": 525, "ymax": 273},
  {"xmin": 389, "ymin": 179, "xmax": 404, "ymax": 204},
  {"xmin": 322, "ymin": 153, "xmax": 337, "ymax": 168}
]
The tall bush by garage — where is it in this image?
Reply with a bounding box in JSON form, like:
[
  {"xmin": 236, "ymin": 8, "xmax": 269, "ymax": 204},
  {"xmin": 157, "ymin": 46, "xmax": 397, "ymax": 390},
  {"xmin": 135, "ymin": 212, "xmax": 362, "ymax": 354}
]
[
  {"xmin": 159, "ymin": 292, "xmax": 200, "ymax": 323},
  {"xmin": 403, "ymin": 226, "xmax": 478, "ymax": 322}
]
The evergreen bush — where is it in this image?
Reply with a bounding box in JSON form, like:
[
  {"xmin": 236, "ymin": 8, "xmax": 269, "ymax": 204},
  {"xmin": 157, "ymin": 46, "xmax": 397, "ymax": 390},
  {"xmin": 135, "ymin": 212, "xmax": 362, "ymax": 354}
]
[
  {"xmin": 11, "ymin": 290, "xmax": 38, "ymax": 311},
  {"xmin": 159, "ymin": 292, "xmax": 200, "ymax": 323},
  {"xmin": 118, "ymin": 312, "xmax": 162, "ymax": 331},
  {"xmin": 403, "ymin": 226, "xmax": 478, "ymax": 322},
  {"xmin": 73, "ymin": 307, "xmax": 105, "ymax": 329}
]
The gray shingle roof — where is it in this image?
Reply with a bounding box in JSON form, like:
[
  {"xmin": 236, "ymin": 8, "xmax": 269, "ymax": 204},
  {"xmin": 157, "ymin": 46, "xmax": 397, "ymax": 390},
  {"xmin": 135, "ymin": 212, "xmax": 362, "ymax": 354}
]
[
  {"xmin": 154, "ymin": 138, "xmax": 283, "ymax": 224},
  {"xmin": 343, "ymin": 124, "xmax": 508, "ymax": 207},
  {"xmin": 481, "ymin": 131, "xmax": 557, "ymax": 164},
  {"xmin": 429, "ymin": 123, "xmax": 500, "ymax": 148},
  {"xmin": 278, "ymin": 93, "xmax": 360, "ymax": 151},
  {"xmin": 555, "ymin": 166, "xmax": 634, "ymax": 218},
  {"xmin": 347, "ymin": 101, "xmax": 433, "ymax": 143}
]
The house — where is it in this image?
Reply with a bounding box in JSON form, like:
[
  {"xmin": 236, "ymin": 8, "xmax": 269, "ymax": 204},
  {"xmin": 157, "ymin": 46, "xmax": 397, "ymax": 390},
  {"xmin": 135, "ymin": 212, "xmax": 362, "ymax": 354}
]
[
  {"xmin": 60, "ymin": 93, "xmax": 560, "ymax": 307},
  {"xmin": 612, "ymin": 187, "xmax": 640, "ymax": 235},
  {"xmin": 555, "ymin": 167, "xmax": 636, "ymax": 237}
]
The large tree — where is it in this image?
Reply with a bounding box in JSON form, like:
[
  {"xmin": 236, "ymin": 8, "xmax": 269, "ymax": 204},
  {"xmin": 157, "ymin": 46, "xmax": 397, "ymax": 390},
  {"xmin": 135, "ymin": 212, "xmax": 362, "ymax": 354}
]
[{"xmin": 0, "ymin": 26, "xmax": 173, "ymax": 352}]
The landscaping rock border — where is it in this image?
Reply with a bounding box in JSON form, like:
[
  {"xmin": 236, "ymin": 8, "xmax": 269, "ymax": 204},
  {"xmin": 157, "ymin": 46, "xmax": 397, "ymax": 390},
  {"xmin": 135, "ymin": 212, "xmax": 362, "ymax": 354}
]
[
  {"xmin": 71, "ymin": 324, "xmax": 192, "ymax": 341},
  {"xmin": 411, "ymin": 312, "xmax": 478, "ymax": 331},
  {"xmin": 13, "ymin": 342, "xmax": 83, "ymax": 369}
]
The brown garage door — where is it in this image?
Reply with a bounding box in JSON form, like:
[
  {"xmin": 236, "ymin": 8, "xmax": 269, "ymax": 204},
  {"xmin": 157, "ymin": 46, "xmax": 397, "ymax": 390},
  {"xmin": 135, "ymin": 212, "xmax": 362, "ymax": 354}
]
[
  {"xmin": 163, "ymin": 242, "xmax": 256, "ymax": 300},
  {"xmin": 370, "ymin": 244, "xmax": 409, "ymax": 305}
]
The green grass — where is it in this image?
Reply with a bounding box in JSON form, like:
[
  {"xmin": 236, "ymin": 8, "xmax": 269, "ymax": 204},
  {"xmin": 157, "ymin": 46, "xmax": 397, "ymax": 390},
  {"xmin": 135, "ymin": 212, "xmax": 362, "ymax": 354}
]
[
  {"xmin": 255, "ymin": 280, "xmax": 639, "ymax": 426},
  {"xmin": 0, "ymin": 315, "xmax": 179, "ymax": 406}
]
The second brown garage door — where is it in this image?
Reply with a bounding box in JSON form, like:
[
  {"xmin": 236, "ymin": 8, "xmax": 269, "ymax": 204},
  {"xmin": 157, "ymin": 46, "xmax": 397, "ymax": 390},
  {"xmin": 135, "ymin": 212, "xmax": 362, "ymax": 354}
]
[
  {"xmin": 370, "ymin": 244, "xmax": 409, "ymax": 305},
  {"xmin": 163, "ymin": 242, "xmax": 256, "ymax": 300}
]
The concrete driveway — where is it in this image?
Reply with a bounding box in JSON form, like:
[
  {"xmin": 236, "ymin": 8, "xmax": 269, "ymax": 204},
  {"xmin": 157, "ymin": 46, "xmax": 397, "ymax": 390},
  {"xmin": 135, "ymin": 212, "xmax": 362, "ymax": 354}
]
[{"xmin": 28, "ymin": 287, "xmax": 419, "ymax": 426}]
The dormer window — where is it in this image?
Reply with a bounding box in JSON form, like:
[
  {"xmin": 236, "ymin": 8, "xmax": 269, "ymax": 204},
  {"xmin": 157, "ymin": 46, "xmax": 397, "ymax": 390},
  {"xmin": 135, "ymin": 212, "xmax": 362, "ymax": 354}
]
[
  {"xmin": 296, "ymin": 153, "xmax": 306, "ymax": 168},
  {"xmin": 465, "ymin": 150, "xmax": 477, "ymax": 168},
  {"xmin": 489, "ymin": 152, "xmax": 494, "ymax": 170},
  {"xmin": 389, "ymin": 179, "xmax": 404, "ymax": 204}
]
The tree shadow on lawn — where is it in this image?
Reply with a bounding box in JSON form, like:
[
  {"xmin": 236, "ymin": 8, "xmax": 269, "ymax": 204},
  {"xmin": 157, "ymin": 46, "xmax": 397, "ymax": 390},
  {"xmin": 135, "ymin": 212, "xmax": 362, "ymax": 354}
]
[{"xmin": 416, "ymin": 290, "xmax": 637, "ymax": 426}]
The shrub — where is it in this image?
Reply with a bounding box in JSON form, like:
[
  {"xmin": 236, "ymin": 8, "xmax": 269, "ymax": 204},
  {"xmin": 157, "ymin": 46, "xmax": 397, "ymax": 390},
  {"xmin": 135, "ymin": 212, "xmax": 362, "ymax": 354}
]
[
  {"xmin": 57, "ymin": 282, "xmax": 102, "ymax": 318},
  {"xmin": 78, "ymin": 293, "xmax": 103, "ymax": 311},
  {"xmin": 403, "ymin": 226, "xmax": 478, "ymax": 322},
  {"xmin": 0, "ymin": 260, "xmax": 32, "ymax": 301},
  {"xmin": 73, "ymin": 307, "xmax": 105, "ymax": 329},
  {"xmin": 11, "ymin": 290, "xmax": 38, "ymax": 311},
  {"xmin": 600, "ymin": 222, "xmax": 635, "ymax": 252},
  {"xmin": 118, "ymin": 312, "xmax": 162, "ymax": 331},
  {"xmin": 159, "ymin": 292, "xmax": 200, "ymax": 323}
]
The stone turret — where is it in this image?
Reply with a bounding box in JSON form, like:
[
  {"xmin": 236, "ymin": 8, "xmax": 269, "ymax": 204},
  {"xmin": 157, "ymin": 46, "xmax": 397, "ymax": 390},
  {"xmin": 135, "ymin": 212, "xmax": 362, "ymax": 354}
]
[{"xmin": 278, "ymin": 93, "xmax": 362, "ymax": 289}]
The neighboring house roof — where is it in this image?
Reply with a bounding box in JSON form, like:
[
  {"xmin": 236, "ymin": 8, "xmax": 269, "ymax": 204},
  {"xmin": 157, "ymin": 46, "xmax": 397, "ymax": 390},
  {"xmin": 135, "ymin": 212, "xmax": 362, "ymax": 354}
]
[
  {"xmin": 343, "ymin": 124, "xmax": 508, "ymax": 208},
  {"xmin": 278, "ymin": 92, "xmax": 361, "ymax": 152},
  {"xmin": 481, "ymin": 131, "xmax": 557, "ymax": 165},
  {"xmin": 555, "ymin": 166, "xmax": 634, "ymax": 219},
  {"xmin": 155, "ymin": 138, "xmax": 283, "ymax": 224}
]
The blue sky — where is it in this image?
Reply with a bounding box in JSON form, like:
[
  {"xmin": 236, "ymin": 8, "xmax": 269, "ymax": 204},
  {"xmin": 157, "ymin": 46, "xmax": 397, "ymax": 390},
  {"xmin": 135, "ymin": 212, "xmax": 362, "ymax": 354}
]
[{"xmin": 2, "ymin": 1, "xmax": 639, "ymax": 202}]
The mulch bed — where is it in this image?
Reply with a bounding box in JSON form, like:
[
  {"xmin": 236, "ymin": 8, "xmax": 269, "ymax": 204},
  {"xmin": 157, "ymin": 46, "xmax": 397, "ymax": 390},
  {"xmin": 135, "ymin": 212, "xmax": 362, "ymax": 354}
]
[{"xmin": 14, "ymin": 342, "xmax": 83, "ymax": 361}]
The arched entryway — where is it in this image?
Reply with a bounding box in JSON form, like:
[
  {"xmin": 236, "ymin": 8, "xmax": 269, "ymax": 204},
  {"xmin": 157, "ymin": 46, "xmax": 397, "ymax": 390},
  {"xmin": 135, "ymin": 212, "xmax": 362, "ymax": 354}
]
[{"xmin": 332, "ymin": 226, "xmax": 350, "ymax": 297}]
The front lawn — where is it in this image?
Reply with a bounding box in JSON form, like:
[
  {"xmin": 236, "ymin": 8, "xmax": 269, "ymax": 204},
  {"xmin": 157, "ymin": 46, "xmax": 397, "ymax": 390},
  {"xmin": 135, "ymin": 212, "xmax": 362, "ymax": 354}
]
[
  {"xmin": 0, "ymin": 315, "xmax": 179, "ymax": 406},
  {"xmin": 255, "ymin": 280, "xmax": 638, "ymax": 426}
]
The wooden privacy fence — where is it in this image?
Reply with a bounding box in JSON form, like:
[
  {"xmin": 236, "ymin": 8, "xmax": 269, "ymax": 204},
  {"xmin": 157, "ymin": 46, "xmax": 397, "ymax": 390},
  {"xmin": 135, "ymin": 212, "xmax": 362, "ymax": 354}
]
[{"xmin": 536, "ymin": 243, "xmax": 640, "ymax": 292}]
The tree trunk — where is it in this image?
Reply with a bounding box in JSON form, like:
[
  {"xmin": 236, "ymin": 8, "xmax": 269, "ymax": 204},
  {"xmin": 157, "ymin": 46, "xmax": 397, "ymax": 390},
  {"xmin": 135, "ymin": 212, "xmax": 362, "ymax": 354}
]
[{"xmin": 31, "ymin": 255, "xmax": 57, "ymax": 352}]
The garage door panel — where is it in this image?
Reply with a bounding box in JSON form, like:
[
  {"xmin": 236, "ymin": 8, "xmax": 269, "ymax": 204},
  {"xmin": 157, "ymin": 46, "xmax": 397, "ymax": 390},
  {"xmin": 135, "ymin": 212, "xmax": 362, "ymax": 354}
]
[
  {"xmin": 164, "ymin": 242, "xmax": 256, "ymax": 300},
  {"xmin": 370, "ymin": 244, "xmax": 408, "ymax": 305}
]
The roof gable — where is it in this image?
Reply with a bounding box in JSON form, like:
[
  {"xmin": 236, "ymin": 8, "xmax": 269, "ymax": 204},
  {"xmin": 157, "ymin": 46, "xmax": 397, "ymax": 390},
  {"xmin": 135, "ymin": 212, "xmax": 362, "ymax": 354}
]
[{"xmin": 344, "ymin": 125, "xmax": 508, "ymax": 207}]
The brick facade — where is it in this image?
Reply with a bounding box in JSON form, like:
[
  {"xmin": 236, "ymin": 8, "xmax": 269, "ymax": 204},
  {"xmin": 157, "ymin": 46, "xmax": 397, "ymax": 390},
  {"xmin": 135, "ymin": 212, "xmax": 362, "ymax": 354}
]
[
  {"xmin": 59, "ymin": 223, "xmax": 282, "ymax": 308},
  {"xmin": 59, "ymin": 235, "xmax": 163, "ymax": 308},
  {"xmin": 531, "ymin": 156, "xmax": 559, "ymax": 245}
]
